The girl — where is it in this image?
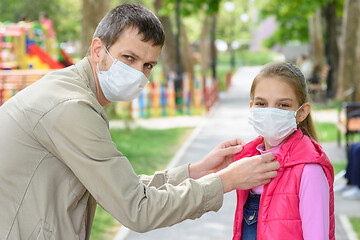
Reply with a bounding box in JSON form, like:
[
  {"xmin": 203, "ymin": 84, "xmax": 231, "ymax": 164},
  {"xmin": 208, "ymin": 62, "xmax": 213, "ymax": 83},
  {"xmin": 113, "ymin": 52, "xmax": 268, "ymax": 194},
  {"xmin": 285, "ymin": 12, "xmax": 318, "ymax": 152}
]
[{"xmin": 233, "ymin": 62, "xmax": 334, "ymax": 240}]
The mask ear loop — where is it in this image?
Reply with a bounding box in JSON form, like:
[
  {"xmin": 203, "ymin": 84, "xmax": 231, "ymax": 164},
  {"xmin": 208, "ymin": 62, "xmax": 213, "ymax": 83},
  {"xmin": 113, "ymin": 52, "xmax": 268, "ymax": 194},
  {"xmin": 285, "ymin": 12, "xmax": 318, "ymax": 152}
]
[
  {"xmin": 97, "ymin": 44, "xmax": 115, "ymax": 73},
  {"xmin": 103, "ymin": 44, "xmax": 115, "ymax": 61},
  {"xmin": 295, "ymin": 104, "xmax": 304, "ymax": 125}
]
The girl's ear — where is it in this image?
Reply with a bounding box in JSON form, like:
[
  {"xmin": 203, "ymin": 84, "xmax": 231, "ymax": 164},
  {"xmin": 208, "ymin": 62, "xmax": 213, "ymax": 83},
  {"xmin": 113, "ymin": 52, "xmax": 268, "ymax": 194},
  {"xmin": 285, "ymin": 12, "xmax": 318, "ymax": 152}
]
[
  {"xmin": 296, "ymin": 102, "xmax": 311, "ymax": 123},
  {"xmin": 250, "ymin": 101, "xmax": 253, "ymax": 108}
]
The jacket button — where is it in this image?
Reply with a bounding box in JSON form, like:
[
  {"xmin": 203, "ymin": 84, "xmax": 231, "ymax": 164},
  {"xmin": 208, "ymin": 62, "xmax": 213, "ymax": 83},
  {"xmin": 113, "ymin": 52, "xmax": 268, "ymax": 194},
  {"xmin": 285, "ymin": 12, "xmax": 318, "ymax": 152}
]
[{"xmin": 248, "ymin": 211, "xmax": 256, "ymax": 221}]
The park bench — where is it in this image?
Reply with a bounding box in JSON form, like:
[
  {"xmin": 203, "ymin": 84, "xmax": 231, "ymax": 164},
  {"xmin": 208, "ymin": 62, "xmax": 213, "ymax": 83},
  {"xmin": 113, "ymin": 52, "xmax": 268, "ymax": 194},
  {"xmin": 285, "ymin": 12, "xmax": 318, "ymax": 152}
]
[
  {"xmin": 336, "ymin": 101, "xmax": 360, "ymax": 151},
  {"xmin": 308, "ymin": 65, "xmax": 330, "ymax": 103}
]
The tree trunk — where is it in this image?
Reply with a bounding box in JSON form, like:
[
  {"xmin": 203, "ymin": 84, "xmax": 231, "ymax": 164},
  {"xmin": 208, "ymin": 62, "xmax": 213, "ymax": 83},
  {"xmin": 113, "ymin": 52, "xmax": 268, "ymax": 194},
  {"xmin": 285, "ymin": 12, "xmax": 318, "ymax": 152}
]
[
  {"xmin": 180, "ymin": 25, "xmax": 194, "ymax": 75},
  {"xmin": 210, "ymin": 14, "xmax": 217, "ymax": 79},
  {"xmin": 199, "ymin": 15, "xmax": 211, "ymax": 75},
  {"xmin": 323, "ymin": 1, "xmax": 340, "ymax": 99},
  {"xmin": 308, "ymin": 9, "xmax": 325, "ymax": 70},
  {"xmin": 81, "ymin": 0, "xmax": 110, "ymax": 57},
  {"xmin": 337, "ymin": 0, "xmax": 360, "ymax": 101},
  {"xmin": 154, "ymin": 0, "xmax": 177, "ymax": 75}
]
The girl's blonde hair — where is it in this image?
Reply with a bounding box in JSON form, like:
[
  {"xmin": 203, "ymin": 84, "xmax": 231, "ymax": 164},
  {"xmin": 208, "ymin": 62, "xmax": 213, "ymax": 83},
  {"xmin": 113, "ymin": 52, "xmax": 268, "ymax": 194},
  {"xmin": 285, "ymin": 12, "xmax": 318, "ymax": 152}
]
[{"xmin": 250, "ymin": 62, "xmax": 318, "ymax": 141}]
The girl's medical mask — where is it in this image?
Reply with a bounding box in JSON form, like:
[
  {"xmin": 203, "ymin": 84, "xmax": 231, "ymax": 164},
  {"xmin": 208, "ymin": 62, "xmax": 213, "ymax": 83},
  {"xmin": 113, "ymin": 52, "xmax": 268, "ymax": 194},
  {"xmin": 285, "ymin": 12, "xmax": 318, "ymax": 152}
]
[
  {"xmin": 248, "ymin": 105, "xmax": 303, "ymax": 146},
  {"xmin": 97, "ymin": 45, "xmax": 149, "ymax": 102}
]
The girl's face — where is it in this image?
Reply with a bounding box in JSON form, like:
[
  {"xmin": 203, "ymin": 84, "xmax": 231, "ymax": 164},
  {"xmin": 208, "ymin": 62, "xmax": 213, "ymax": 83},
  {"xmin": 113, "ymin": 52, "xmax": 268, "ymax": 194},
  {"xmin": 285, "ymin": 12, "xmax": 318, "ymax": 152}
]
[{"xmin": 250, "ymin": 77, "xmax": 300, "ymax": 111}]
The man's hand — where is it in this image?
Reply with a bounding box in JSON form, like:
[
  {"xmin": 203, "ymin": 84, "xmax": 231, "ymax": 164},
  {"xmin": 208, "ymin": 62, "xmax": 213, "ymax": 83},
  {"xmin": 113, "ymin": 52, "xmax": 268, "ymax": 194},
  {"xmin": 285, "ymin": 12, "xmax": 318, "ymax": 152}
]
[
  {"xmin": 217, "ymin": 152, "xmax": 280, "ymax": 193},
  {"xmin": 189, "ymin": 138, "xmax": 245, "ymax": 179}
]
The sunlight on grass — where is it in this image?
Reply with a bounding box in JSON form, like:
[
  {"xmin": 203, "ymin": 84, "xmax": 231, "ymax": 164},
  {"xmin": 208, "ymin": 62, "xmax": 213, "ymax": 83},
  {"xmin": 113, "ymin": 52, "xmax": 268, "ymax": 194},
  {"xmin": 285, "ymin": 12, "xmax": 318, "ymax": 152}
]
[
  {"xmin": 90, "ymin": 127, "xmax": 193, "ymax": 240},
  {"xmin": 349, "ymin": 217, "xmax": 360, "ymax": 239}
]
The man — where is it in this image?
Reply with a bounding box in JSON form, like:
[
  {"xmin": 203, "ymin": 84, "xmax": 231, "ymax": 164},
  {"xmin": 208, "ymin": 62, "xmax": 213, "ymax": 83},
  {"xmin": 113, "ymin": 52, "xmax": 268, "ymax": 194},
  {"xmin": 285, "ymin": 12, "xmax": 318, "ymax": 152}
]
[{"xmin": 0, "ymin": 4, "xmax": 279, "ymax": 239}]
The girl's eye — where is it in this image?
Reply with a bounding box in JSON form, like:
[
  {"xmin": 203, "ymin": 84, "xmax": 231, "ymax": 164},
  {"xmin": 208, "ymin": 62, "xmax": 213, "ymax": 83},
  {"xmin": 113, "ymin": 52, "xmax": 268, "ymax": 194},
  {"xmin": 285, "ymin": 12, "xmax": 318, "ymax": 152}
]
[
  {"xmin": 255, "ymin": 102, "xmax": 266, "ymax": 107},
  {"xmin": 279, "ymin": 104, "xmax": 290, "ymax": 108}
]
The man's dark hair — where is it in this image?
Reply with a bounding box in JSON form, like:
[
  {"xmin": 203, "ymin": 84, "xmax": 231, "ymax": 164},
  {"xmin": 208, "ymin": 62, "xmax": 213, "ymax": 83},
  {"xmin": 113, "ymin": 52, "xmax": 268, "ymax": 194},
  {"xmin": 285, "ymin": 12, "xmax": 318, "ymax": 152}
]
[{"xmin": 88, "ymin": 3, "xmax": 165, "ymax": 55}]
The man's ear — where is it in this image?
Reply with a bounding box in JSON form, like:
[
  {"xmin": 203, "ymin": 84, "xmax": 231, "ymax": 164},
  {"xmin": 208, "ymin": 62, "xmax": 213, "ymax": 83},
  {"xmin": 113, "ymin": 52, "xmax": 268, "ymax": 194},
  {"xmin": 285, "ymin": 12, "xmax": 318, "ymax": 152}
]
[
  {"xmin": 296, "ymin": 102, "xmax": 311, "ymax": 123},
  {"xmin": 90, "ymin": 38, "xmax": 103, "ymax": 64}
]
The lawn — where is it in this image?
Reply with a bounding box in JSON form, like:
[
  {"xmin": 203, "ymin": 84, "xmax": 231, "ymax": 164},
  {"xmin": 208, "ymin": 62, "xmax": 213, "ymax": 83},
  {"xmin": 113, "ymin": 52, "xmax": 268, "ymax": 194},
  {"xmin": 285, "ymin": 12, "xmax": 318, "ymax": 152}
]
[
  {"xmin": 349, "ymin": 217, "xmax": 360, "ymax": 239},
  {"xmin": 90, "ymin": 127, "xmax": 193, "ymax": 240}
]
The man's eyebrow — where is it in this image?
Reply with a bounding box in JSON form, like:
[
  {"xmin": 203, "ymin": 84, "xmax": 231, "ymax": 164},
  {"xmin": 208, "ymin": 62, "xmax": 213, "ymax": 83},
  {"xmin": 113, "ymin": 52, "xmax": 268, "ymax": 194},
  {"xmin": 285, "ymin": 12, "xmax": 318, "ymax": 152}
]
[
  {"xmin": 120, "ymin": 50, "xmax": 158, "ymax": 65},
  {"xmin": 120, "ymin": 50, "xmax": 140, "ymax": 59}
]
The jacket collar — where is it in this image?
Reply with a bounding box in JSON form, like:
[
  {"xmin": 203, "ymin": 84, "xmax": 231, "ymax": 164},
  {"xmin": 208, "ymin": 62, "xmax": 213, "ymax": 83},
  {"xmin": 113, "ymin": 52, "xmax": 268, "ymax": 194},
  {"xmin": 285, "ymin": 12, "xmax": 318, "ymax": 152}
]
[{"xmin": 75, "ymin": 57, "xmax": 98, "ymax": 98}]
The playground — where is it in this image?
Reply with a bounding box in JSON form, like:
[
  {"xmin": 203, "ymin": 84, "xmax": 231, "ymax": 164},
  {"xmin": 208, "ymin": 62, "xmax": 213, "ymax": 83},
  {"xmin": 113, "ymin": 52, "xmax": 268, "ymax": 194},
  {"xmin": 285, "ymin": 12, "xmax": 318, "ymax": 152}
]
[
  {"xmin": 0, "ymin": 18, "xmax": 230, "ymax": 118},
  {"xmin": 0, "ymin": 19, "xmax": 73, "ymax": 105}
]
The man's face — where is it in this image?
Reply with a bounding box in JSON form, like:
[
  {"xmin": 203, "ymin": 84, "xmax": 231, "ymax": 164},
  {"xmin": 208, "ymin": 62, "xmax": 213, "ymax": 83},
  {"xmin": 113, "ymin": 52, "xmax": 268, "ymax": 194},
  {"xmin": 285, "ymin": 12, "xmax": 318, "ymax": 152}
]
[{"xmin": 99, "ymin": 27, "xmax": 162, "ymax": 79}]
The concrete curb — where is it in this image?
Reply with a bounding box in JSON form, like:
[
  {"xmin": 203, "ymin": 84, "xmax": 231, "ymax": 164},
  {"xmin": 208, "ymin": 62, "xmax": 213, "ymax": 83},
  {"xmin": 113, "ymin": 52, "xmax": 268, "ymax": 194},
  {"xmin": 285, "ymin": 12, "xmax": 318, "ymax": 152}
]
[
  {"xmin": 339, "ymin": 214, "xmax": 359, "ymax": 240},
  {"xmin": 113, "ymin": 115, "xmax": 208, "ymax": 240}
]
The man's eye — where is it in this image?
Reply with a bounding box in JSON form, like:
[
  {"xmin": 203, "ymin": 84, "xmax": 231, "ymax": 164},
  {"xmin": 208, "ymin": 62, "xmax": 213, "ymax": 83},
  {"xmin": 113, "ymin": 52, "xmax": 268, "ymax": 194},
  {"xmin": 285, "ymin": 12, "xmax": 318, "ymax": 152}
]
[
  {"xmin": 124, "ymin": 55, "xmax": 133, "ymax": 61},
  {"xmin": 144, "ymin": 63, "xmax": 153, "ymax": 69}
]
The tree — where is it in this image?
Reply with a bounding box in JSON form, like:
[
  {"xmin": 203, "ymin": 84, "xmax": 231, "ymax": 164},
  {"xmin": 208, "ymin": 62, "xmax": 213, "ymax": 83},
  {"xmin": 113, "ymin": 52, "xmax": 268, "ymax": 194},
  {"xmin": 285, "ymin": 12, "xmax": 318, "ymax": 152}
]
[
  {"xmin": 308, "ymin": 9, "xmax": 325, "ymax": 70},
  {"xmin": 81, "ymin": 0, "xmax": 110, "ymax": 57},
  {"xmin": 337, "ymin": 0, "xmax": 360, "ymax": 101},
  {"xmin": 153, "ymin": 0, "xmax": 177, "ymax": 75},
  {"xmin": 0, "ymin": 0, "xmax": 81, "ymax": 43},
  {"xmin": 159, "ymin": 0, "xmax": 222, "ymax": 75},
  {"xmin": 323, "ymin": 0, "xmax": 340, "ymax": 98}
]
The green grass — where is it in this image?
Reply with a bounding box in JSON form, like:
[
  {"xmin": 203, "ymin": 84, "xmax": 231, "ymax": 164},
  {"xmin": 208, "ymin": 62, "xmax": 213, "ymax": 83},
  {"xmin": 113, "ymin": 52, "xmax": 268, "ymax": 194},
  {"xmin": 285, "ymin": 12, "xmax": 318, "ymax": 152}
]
[
  {"xmin": 349, "ymin": 217, "xmax": 360, "ymax": 239},
  {"xmin": 315, "ymin": 122, "xmax": 339, "ymax": 142},
  {"xmin": 315, "ymin": 122, "xmax": 360, "ymax": 143},
  {"xmin": 312, "ymin": 100, "xmax": 341, "ymax": 110},
  {"xmin": 90, "ymin": 127, "xmax": 193, "ymax": 240},
  {"xmin": 331, "ymin": 161, "xmax": 347, "ymax": 176}
]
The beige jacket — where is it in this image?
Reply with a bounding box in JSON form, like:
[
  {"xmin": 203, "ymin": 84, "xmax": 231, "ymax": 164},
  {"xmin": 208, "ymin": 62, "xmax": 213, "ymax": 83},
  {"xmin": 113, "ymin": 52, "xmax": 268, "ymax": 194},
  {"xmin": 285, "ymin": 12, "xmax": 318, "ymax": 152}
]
[{"xmin": 0, "ymin": 58, "xmax": 223, "ymax": 240}]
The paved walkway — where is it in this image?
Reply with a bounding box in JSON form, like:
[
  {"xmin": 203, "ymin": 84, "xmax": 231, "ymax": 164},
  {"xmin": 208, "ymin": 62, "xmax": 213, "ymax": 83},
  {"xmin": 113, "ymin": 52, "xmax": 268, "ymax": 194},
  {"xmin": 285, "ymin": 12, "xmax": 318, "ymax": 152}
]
[{"xmin": 116, "ymin": 66, "xmax": 359, "ymax": 240}]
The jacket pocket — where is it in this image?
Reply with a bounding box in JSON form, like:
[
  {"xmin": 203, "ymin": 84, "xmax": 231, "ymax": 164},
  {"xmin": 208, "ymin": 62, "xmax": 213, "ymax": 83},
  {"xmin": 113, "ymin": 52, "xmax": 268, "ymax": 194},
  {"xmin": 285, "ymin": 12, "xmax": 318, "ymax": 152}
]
[{"xmin": 28, "ymin": 219, "xmax": 54, "ymax": 240}]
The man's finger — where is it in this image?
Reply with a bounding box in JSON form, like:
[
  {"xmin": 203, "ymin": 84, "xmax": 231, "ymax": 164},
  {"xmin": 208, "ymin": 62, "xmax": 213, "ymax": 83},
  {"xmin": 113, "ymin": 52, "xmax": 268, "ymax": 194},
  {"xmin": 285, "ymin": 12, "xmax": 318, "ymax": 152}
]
[
  {"xmin": 220, "ymin": 138, "xmax": 245, "ymax": 148},
  {"xmin": 265, "ymin": 159, "xmax": 281, "ymax": 171},
  {"xmin": 220, "ymin": 144, "xmax": 243, "ymax": 156},
  {"xmin": 260, "ymin": 152, "xmax": 275, "ymax": 162}
]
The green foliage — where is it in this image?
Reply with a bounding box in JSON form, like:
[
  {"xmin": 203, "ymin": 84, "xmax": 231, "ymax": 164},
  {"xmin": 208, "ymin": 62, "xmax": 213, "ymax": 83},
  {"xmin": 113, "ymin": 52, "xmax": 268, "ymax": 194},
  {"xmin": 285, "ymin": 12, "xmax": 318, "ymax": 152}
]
[
  {"xmin": 160, "ymin": 0, "xmax": 221, "ymax": 16},
  {"xmin": 256, "ymin": 0, "xmax": 338, "ymax": 47},
  {"xmin": 216, "ymin": 0, "xmax": 251, "ymax": 44},
  {"xmin": 0, "ymin": 0, "xmax": 61, "ymax": 22},
  {"xmin": 0, "ymin": 0, "xmax": 81, "ymax": 42}
]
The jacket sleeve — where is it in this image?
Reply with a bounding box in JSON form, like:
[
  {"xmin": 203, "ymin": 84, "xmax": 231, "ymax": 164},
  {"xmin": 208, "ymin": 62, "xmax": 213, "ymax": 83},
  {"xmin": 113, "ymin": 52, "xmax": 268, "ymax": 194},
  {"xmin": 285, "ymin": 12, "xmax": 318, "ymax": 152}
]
[
  {"xmin": 138, "ymin": 164, "xmax": 190, "ymax": 188},
  {"xmin": 34, "ymin": 99, "xmax": 223, "ymax": 232}
]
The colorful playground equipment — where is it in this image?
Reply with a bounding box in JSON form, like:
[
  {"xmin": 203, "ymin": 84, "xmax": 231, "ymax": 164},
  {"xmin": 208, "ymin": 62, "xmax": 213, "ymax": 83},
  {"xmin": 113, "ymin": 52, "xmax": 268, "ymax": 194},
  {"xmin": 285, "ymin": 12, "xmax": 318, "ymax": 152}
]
[
  {"xmin": 0, "ymin": 20, "xmax": 72, "ymax": 70},
  {"xmin": 0, "ymin": 20, "xmax": 73, "ymax": 105},
  {"xmin": 122, "ymin": 70, "xmax": 232, "ymax": 118},
  {"xmin": 0, "ymin": 20, "xmax": 232, "ymax": 117}
]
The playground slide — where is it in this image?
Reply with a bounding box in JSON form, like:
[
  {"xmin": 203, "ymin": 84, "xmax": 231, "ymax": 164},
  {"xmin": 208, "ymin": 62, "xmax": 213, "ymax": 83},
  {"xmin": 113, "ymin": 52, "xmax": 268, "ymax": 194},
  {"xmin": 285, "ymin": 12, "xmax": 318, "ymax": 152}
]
[
  {"xmin": 28, "ymin": 43, "xmax": 64, "ymax": 69},
  {"xmin": 59, "ymin": 48, "xmax": 74, "ymax": 67}
]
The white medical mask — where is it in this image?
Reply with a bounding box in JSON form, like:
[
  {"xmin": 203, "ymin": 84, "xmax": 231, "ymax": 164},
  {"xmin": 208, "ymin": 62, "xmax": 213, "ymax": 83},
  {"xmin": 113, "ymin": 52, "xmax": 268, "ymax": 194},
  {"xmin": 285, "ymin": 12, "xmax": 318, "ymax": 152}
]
[
  {"xmin": 97, "ymin": 45, "xmax": 149, "ymax": 102},
  {"xmin": 248, "ymin": 105, "xmax": 303, "ymax": 146}
]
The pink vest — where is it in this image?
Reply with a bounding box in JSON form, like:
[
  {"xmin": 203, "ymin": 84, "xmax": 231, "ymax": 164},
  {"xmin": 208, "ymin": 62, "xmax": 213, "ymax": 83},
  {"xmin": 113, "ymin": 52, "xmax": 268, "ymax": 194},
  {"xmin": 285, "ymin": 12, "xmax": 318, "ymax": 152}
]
[{"xmin": 233, "ymin": 129, "xmax": 334, "ymax": 240}]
